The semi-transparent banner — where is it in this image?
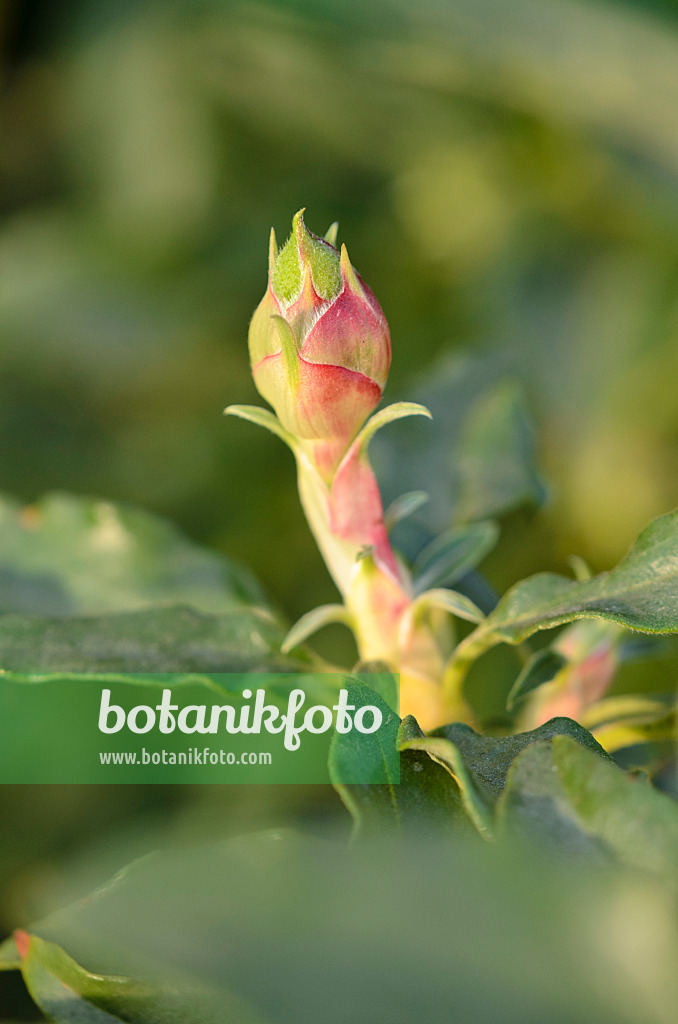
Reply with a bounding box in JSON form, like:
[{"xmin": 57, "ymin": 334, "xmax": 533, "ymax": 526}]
[{"xmin": 0, "ymin": 672, "xmax": 399, "ymax": 784}]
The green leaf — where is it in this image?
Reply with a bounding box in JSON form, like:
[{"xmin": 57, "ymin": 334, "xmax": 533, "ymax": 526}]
[
  {"xmin": 346, "ymin": 666, "xmax": 399, "ymax": 713},
  {"xmin": 0, "ymin": 605, "xmax": 300, "ymax": 673},
  {"xmin": 413, "ymin": 520, "xmax": 499, "ymax": 594},
  {"xmin": 328, "ymin": 680, "xmax": 399, "ymax": 788},
  {"xmin": 450, "ymin": 508, "xmax": 678, "ymax": 679},
  {"xmin": 399, "ymin": 729, "xmax": 495, "ymax": 840},
  {"xmin": 431, "ymin": 718, "xmax": 611, "ymax": 798},
  {"xmin": 384, "ymin": 491, "xmax": 429, "ymax": 530},
  {"xmin": 506, "ymin": 649, "xmax": 567, "ymax": 711},
  {"xmin": 329, "ymin": 688, "xmax": 466, "ymax": 835},
  {"xmin": 372, "ymin": 354, "xmax": 545, "ymax": 532},
  {"xmin": 281, "ymin": 604, "xmax": 354, "ymax": 654},
  {"xmin": 412, "ymin": 588, "xmax": 485, "ymax": 625},
  {"xmin": 490, "ymin": 508, "xmax": 678, "ymax": 639},
  {"xmin": 0, "ymin": 492, "xmax": 265, "ymax": 617},
  {"xmin": 223, "ymin": 405, "xmax": 298, "ymax": 452},
  {"xmin": 403, "ymin": 718, "xmax": 611, "ymax": 840},
  {"xmin": 17, "ymin": 933, "xmax": 265, "ymax": 1024},
  {"xmin": 0, "ymin": 936, "xmax": 20, "ymax": 971},
  {"xmin": 353, "ymin": 402, "xmax": 432, "ymax": 457},
  {"xmin": 499, "ymin": 736, "xmax": 678, "ymax": 882},
  {"xmin": 454, "ymin": 380, "xmax": 546, "ymax": 523}
]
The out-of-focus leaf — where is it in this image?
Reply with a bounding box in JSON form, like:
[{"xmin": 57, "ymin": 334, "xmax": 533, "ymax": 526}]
[
  {"xmin": 0, "ymin": 605, "xmax": 301, "ymax": 673},
  {"xmin": 499, "ymin": 736, "xmax": 678, "ymax": 883},
  {"xmin": 413, "ymin": 520, "xmax": 499, "ymax": 594},
  {"xmin": 581, "ymin": 696, "xmax": 674, "ymax": 732},
  {"xmin": 412, "ymin": 588, "xmax": 485, "ymax": 624},
  {"xmin": 0, "ymin": 493, "xmax": 265, "ymax": 617},
  {"xmin": 454, "ymin": 381, "xmax": 546, "ymax": 523},
  {"xmin": 4, "ymin": 829, "xmax": 676, "ymax": 1024},
  {"xmin": 384, "ymin": 491, "xmax": 429, "ymax": 530},
  {"xmin": 506, "ymin": 649, "xmax": 568, "ymax": 711},
  {"xmin": 17, "ymin": 932, "xmax": 265, "ymax": 1024},
  {"xmin": 373, "ymin": 355, "xmax": 545, "ymax": 534}
]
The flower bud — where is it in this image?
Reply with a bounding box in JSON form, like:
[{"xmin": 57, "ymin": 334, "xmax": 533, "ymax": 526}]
[{"xmin": 248, "ymin": 211, "xmax": 391, "ymax": 477}]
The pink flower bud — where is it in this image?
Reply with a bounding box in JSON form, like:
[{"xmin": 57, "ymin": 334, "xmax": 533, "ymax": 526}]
[{"xmin": 248, "ymin": 211, "xmax": 391, "ymax": 477}]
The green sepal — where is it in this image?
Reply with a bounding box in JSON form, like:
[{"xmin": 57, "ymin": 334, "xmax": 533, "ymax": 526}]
[{"xmin": 270, "ymin": 315, "xmax": 300, "ymax": 390}]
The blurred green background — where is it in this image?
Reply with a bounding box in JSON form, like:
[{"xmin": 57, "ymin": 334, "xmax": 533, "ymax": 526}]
[
  {"xmin": 4, "ymin": 0, "xmax": 678, "ymax": 617},
  {"xmin": 2, "ymin": 0, "xmax": 678, "ymax": 1014}
]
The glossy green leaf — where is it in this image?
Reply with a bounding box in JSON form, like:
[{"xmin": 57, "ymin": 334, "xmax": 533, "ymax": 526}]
[
  {"xmin": 0, "ymin": 492, "xmax": 265, "ymax": 617},
  {"xmin": 0, "ymin": 605, "xmax": 300, "ymax": 673},
  {"xmin": 499, "ymin": 736, "xmax": 678, "ymax": 883},
  {"xmin": 17, "ymin": 933, "xmax": 265, "ymax": 1024}
]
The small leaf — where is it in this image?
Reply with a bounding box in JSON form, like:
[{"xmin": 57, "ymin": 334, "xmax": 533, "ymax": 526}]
[
  {"xmin": 384, "ymin": 491, "xmax": 429, "ymax": 530},
  {"xmin": 413, "ymin": 588, "xmax": 485, "ymax": 625},
  {"xmin": 0, "ymin": 935, "xmax": 20, "ymax": 971},
  {"xmin": 581, "ymin": 696, "xmax": 674, "ymax": 731},
  {"xmin": 224, "ymin": 405, "xmax": 298, "ymax": 452},
  {"xmin": 506, "ymin": 649, "xmax": 567, "ymax": 711},
  {"xmin": 281, "ymin": 604, "xmax": 355, "ymax": 653},
  {"xmin": 413, "ymin": 520, "xmax": 499, "ymax": 594},
  {"xmin": 353, "ymin": 402, "xmax": 432, "ymax": 457},
  {"xmin": 328, "ymin": 680, "xmax": 399, "ymax": 789},
  {"xmin": 270, "ymin": 315, "xmax": 300, "ymax": 389}
]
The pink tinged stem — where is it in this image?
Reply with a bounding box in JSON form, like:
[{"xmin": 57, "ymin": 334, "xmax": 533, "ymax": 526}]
[{"xmin": 329, "ymin": 436, "xmax": 401, "ymax": 583}]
